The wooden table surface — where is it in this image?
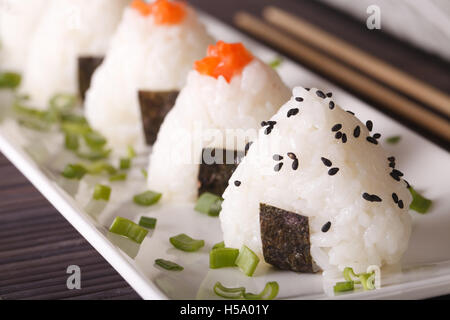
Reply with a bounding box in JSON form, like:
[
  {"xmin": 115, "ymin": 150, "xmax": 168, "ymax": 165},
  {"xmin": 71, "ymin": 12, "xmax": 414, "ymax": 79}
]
[{"xmin": 0, "ymin": 0, "xmax": 449, "ymax": 300}]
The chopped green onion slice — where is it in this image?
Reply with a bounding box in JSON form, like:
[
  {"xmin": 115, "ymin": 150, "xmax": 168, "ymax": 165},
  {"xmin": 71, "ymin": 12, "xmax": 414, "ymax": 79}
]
[
  {"xmin": 64, "ymin": 132, "xmax": 79, "ymax": 151},
  {"xmin": 13, "ymin": 103, "xmax": 47, "ymax": 118},
  {"xmin": 139, "ymin": 216, "xmax": 157, "ymax": 229},
  {"xmin": 0, "ymin": 72, "xmax": 21, "ymax": 89},
  {"xmin": 339, "ymin": 267, "xmax": 377, "ymax": 292},
  {"xmin": 120, "ymin": 158, "xmax": 131, "ymax": 170},
  {"xmin": 109, "ymin": 173, "xmax": 127, "ymax": 182},
  {"xmin": 244, "ymin": 282, "xmax": 279, "ymax": 300},
  {"xmin": 343, "ymin": 267, "xmax": 360, "ymax": 283},
  {"xmin": 409, "ymin": 186, "xmax": 432, "ymax": 214},
  {"xmin": 76, "ymin": 149, "xmax": 111, "ymax": 161},
  {"xmin": 109, "ymin": 216, "xmax": 148, "ymax": 244},
  {"xmin": 155, "ymin": 259, "xmax": 183, "ymax": 271},
  {"xmin": 169, "ymin": 233, "xmax": 204, "ymax": 252},
  {"xmin": 61, "ymin": 164, "xmax": 87, "ymax": 180},
  {"xmin": 386, "ymin": 135, "xmax": 401, "ymax": 144},
  {"xmin": 334, "ymin": 281, "xmax": 354, "ymax": 293},
  {"xmin": 133, "ymin": 190, "xmax": 162, "ymax": 206},
  {"xmin": 86, "ymin": 161, "xmax": 117, "ymax": 175},
  {"xmin": 141, "ymin": 169, "xmax": 148, "ymax": 178},
  {"xmin": 49, "ymin": 93, "xmax": 77, "ymax": 111},
  {"xmin": 195, "ymin": 192, "xmax": 223, "ymax": 217},
  {"xmin": 83, "ymin": 131, "xmax": 107, "ymax": 149},
  {"xmin": 61, "ymin": 122, "xmax": 92, "ymax": 135},
  {"xmin": 213, "ymin": 281, "xmax": 279, "ymax": 300},
  {"xmin": 93, "ymin": 184, "xmax": 111, "ymax": 201},
  {"xmin": 268, "ymin": 57, "xmax": 283, "ymax": 69},
  {"xmin": 127, "ymin": 145, "xmax": 136, "ymax": 158},
  {"xmin": 18, "ymin": 118, "xmax": 50, "ymax": 131},
  {"xmin": 213, "ymin": 282, "xmax": 246, "ymax": 299},
  {"xmin": 212, "ymin": 241, "xmax": 225, "ymax": 250},
  {"xmin": 61, "ymin": 114, "xmax": 88, "ymax": 125},
  {"xmin": 209, "ymin": 247, "xmax": 239, "ymax": 269},
  {"xmin": 235, "ymin": 245, "xmax": 260, "ymax": 277},
  {"xmin": 358, "ymin": 273, "xmax": 376, "ymax": 291}
]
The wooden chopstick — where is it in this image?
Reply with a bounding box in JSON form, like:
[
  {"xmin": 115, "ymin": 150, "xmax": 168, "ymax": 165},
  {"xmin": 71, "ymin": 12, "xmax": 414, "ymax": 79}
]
[
  {"xmin": 234, "ymin": 12, "xmax": 450, "ymax": 142},
  {"xmin": 263, "ymin": 6, "xmax": 450, "ymax": 118}
]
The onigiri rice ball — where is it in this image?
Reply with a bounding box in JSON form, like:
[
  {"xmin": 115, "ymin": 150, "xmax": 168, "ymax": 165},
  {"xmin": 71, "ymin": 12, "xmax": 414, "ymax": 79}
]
[
  {"xmin": 84, "ymin": 0, "xmax": 214, "ymax": 152},
  {"xmin": 147, "ymin": 41, "xmax": 291, "ymax": 202},
  {"xmin": 220, "ymin": 87, "xmax": 412, "ymax": 275},
  {"xmin": 19, "ymin": 0, "xmax": 129, "ymax": 108},
  {"xmin": 0, "ymin": 0, "xmax": 49, "ymax": 72}
]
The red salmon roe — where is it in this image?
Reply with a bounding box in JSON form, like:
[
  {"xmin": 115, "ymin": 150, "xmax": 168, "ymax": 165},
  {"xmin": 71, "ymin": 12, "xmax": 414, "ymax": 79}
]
[
  {"xmin": 131, "ymin": 0, "xmax": 186, "ymax": 25},
  {"xmin": 194, "ymin": 41, "xmax": 254, "ymax": 83}
]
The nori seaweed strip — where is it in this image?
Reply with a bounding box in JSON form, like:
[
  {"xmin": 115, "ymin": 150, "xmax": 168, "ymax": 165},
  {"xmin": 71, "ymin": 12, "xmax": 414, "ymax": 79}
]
[
  {"xmin": 138, "ymin": 90, "xmax": 179, "ymax": 145},
  {"xmin": 260, "ymin": 203, "xmax": 318, "ymax": 273},
  {"xmin": 198, "ymin": 148, "xmax": 245, "ymax": 197},
  {"xmin": 78, "ymin": 56, "xmax": 104, "ymax": 101}
]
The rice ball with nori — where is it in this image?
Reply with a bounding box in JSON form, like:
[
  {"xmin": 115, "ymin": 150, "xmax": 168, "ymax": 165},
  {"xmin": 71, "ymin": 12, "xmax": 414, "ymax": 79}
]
[
  {"xmin": 220, "ymin": 87, "xmax": 412, "ymax": 274},
  {"xmin": 19, "ymin": 0, "xmax": 128, "ymax": 109},
  {"xmin": 84, "ymin": 0, "xmax": 214, "ymax": 152},
  {"xmin": 147, "ymin": 41, "xmax": 291, "ymax": 202},
  {"xmin": 0, "ymin": 0, "xmax": 49, "ymax": 72}
]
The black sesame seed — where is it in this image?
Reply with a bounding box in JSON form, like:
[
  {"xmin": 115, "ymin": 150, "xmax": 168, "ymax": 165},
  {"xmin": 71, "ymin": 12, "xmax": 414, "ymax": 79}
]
[
  {"xmin": 328, "ymin": 167, "xmax": 339, "ymax": 176},
  {"xmin": 362, "ymin": 193, "xmax": 372, "ymax": 201},
  {"xmin": 398, "ymin": 200, "xmax": 404, "ymax": 209},
  {"xmin": 363, "ymin": 193, "xmax": 382, "ymax": 202},
  {"xmin": 273, "ymin": 154, "xmax": 283, "ymax": 161},
  {"xmin": 287, "ymin": 152, "xmax": 297, "ymax": 160},
  {"xmin": 346, "ymin": 110, "xmax": 355, "ymax": 115},
  {"xmin": 326, "ymin": 92, "xmax": 333, "ymax": 98},
  {"xmin": 390, "ymin": 172, "xmax": 401, "ymax": 181},
  {"xmin": 287, "ymin": 108, "xmax": 299, "ymax": 118},
  {"xmin": 321, "ymin": 221, "xmax": 332, "ymax": 232},
  {"xmin": 389, "ymin": 162, "xmax": 396, "ymax": 168},
  {"xmin": 316, "ymin": 90, "xmax": 326, "ymax": 99},
  {"xmin": 371, "ymin": 195, "xmax": 382, "ymax": 202},
  {"xmin": 353, "ymin": 126, "xmax": 361, "ymax": 138},
  {"xmin": 321, "ymin": 157, "xmax": 332, "ymax": 167},
  {"xmin": 274, "ymin": 163, "xmax": 283, "ymax": 172},
  {"xmin": 392, "ymin": 169, "xmax": 404, "ymax": 177},
  {"xmin": 305, "ymin": 88, "xmax": 310, "ymax": 91},
  {"xmin": 366, "ymin": 136, "xmax": 378, "ymax": 145},
  {"xmin": 366, "ymin": 120, "xmax": 373, "ymax": 132},
  {"xmin": 234, "ymin": 180, "xmax": 241, "ymax": 187},
  {"xmin": 373, "ymin": 133, "xmax": 381, "ymax": 139},
  {"xmin": 264, "ymin": 127, "xmax": 273, "ymax": 135},
  {"xmin": 329, "ymin": 101, "xmax": 335, "ymax": 110},
  {"xmin": 342, "ymin": 133, "xmax": 347, "ymax": 143},
  {"xmin": 388, "ymin": 156, "xmax": 396, "ymax": 162},
  {"xmin": 292, "ymin": 159, "xmax": 299, "ymax": 170},
  {"xmin": 295, "ymin": 97, "xmax": 304, "ymax": 102},
  {"xmin": 335, "ymin": 131, "xmax": 343, "ymax": 139},
  {"xmin": 332, "ymin": 124, "xmax": 342, "ymax": 132},
  {"xmin": 392, "ymin": 193, "xmax": 399, "ymax": 203},
  {"xmin": 268, "ymin": 121, "xmax": 277, "ymax": 125},
  {"xmin": 261, "ymin": 121, "xmax": 267, "ymax": 127}
]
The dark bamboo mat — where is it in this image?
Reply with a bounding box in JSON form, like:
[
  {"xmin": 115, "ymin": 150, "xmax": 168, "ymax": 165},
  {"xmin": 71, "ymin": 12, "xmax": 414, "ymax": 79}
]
[
  {"xmin": 0, "ymin": 0, "xmax": 449, "ymax": 300},
  {"xmin": 0, "ymin": 153, "xmax": 140, "ymax": 300}
]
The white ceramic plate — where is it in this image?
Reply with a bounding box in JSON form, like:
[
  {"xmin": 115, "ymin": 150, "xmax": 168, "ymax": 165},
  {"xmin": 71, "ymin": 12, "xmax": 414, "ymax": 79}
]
[{"xmin": 0, "ymin": 13, "xmax": 449, "ymax": 300}]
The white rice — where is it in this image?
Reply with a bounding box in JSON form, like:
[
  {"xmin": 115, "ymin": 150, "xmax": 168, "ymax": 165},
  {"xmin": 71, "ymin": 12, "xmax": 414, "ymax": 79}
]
[
  {"xmin": 19, "ymin": 0, "xmax": 128, "ymax": 108},
  {"xmin": 147, "ymin": 59, "xmax": 291, "ymax": 202},
  {"xmin": 84, "ymin": 6, "xmax": 214, "ymax": 152},
  {"xmin": 0, "ymin": 0, "xmax": 49, "ymax": 72},
  {"xmin": 219, "ymin": 87, "xmax": 412, "ymax": 274}
]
